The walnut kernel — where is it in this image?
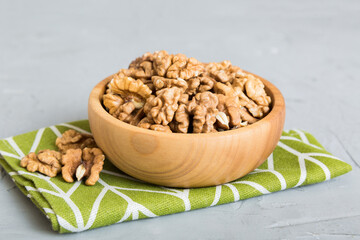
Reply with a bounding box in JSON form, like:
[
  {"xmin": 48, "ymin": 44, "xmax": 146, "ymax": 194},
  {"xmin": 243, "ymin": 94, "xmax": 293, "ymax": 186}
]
[
  {"xmin": 102, "ymin": 51, "xmax": 272, "ymax": 133},
  {"xmin": 61, "ymin": 148, "xmax": 105, "ymax": 186},
  {"xmin": 55, "ymin": 129, "xmax": 97, "ymax": 153},
  {"xmin": 20, "ymin": 150, "xmax": 62, "ymax": 177}
]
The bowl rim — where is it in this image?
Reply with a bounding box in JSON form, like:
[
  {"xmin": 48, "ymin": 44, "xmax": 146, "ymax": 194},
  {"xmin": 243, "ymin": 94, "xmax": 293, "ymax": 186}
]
[{"xmin": 88, "ymin": 71, "xmax": 285, "ymax": 139}]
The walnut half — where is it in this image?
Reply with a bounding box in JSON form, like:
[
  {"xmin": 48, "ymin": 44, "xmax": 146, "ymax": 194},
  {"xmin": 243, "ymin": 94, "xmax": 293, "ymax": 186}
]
[
  {"xmin": 20, "ymin": 129, "xmax": 105, "ymax": 186},
  {"xmin": 143, "ymin": 87, "xmax": 182, "ymax": 125},
  {"xmin": 61, "ymin": 147, "xmax": 105, "ymax": 186},
  {"xmin": 102, "ymin": 51, "xmax": 273, "ymax": 133},
  {"xmin": 188, "ymin": 92, "xmax": 219, "ymax": 133},
  {"xmin": 20, "ymin": 150, "xmax": 62, "ymax": 177},
  {"xmin": 55, "ymin": 129, "xmax": 97, "ymax": 153}
]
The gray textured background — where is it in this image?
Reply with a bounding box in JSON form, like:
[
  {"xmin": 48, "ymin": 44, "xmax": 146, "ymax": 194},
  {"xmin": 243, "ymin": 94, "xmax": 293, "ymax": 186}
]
[{"xmin": 1, "ymin": 0, "xmax": 359, "ymax": 239}]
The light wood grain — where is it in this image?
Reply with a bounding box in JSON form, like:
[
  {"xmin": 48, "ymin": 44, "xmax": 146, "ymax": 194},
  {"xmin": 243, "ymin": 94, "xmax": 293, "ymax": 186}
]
[{"xmin": 88, "ymin": 73, "xmax": 285, "ymax": 188}]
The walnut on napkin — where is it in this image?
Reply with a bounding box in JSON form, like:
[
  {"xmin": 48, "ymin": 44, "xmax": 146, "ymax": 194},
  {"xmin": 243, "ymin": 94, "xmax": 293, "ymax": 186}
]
[
  {"xmin": 55, "ymin": 129, "xmax": 97, "ymax": 153},
  {"xmin": 20, "ymin": 130, "xmax": 105, "ymax": 186},
  {"xmin": 61, "ymin": 147, "xmax": 105, "ymax": 186},
  {"xmin": 20, "ymin": 150, "xmax": 62, "ymax": 177}
]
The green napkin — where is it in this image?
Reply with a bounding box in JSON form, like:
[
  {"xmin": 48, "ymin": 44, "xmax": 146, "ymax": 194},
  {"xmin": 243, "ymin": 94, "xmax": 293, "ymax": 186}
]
[{"xmin": 0, "ymin": 120, "xmax": 352, "ymax": 233}]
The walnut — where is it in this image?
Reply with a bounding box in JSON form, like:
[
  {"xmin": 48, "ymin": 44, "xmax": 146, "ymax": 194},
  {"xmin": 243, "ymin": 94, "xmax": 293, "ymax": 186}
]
[
  {"xmin": 230, "ymin": 70, "xmax": 254, "ymax": 88},
  {"xmin": 152, "ymin": 50, "xmax": 173, "ymax": 77},
  {"xmin": 143, "ymin": 87, "xmax": 182, "ymax": 125},
  {"xmin": 116, "ymin": 68, "xmax": 133, "ymax": 78},
  {"xmin": 217, "ymin": 94, "xmax": 242, "ymax": 128},
  {"xmin": 214, "ymin": 82, "xmax": 238, "ymax": 97},
  {"xmin": 244, "ymin": 76, "xmax": 271, "ymax": 106},
  {"xmin": 103, "ymin": 94, "xmax": 139, "ymax": 123},
  {"xmin": 104, "ymin": 74, "xmax": 152, "ymax": 122},
  {"xmin": 55, "ymin": 130, "xmax": 97, "ymax": 153},
  {"xmin": 215, "ymin": 82, "xmax": 269, "ymax": 119},
  {"xmin": 103, "ymin": 51, "xmax": 273, "ymax": 133},
  {"xmin": 239, "ymin": 106, "xmax": 258, "ymax": 124},
  {"xmin": 102, "ymin": 94, "xmax": 124, "ymax": 115},
  {"xmin": 128, "ymin": 50, "xmax": 174, "ymax": 79},
  {"xmin": 237, "ymin": 90, "xmax": 269, "ymax": 118},
  {"xmin": 129, "ymin": 52, "xmax": 153, "ymax": 68},
  {"xmin": 77, "ymin": 148, "xmax": 105, "ymax": 186},
  {"xmin": 61, "ymin": 148, "xmax": 82, "ymax": 183},
  {"xmin": 61, "ymin": 148, "xmax": 105, "ymax": 186},
  {"xmin": 232, "ymin": 73, "xmax": 271, "ymax": 116},
  {"xmin": 152, "ymin": 76, "xmax": 188, "ymax": 92},
  {"xmin": 129, "ymin": 51, "xmax": 204, "ymax": 80},
  {"xmin": 188, "ymin": 92, "xmax": 219, "ymax": 133},
  {"xmin": 20, "ymin": 150, "xmax": 62, "ymax": 177},
  {"xmin": 107, "ymin": 74, "xmax": 152, "ymax": 103},
  {"xmin": 166, "ymin": 54, "xmax": 204, "ymax": 80},
  {"xmin": 128, "ymin": 52, "xmax": 154, "ymax": 79},
  {"xmin": 170, "ymin": 103, "xmax": 190, "ymax": 133},
  {"xmin": 19, "ymin": 131, "xmax": 104, "ymax": 186},
  {"xmin": 232, "ymin": 75, "xmax": 247, "ymax": 92},
  {"xmin": 205, "ymin": 61, "xmax": 243, "ymax": 83},
  {"xmin": 186, "ymin": 75, "xmax": 215, "ymax": 95},
  {"xmin": 216, "ymin": 93, "xmax": 259, "ymax": 127},
  {"xmin": 116, "ymin": 102, "xmax": 137, "ymax": 123}
]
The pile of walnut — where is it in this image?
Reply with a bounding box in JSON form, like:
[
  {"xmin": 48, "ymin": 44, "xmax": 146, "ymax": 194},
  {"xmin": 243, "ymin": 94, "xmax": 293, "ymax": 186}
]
[
  {"xmin": 103, "ymin": 51, "xmax": 271, "ymax": 133},
  {"xmin": 20, "ymin": 130, "xmax": 105, "ymax": 186}
]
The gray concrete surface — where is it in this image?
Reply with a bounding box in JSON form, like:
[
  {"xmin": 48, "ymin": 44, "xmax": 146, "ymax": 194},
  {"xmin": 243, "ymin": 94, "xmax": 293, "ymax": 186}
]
[{"xmin": 0, "ymin": 0, "xmax": 359, "ymax": 239}]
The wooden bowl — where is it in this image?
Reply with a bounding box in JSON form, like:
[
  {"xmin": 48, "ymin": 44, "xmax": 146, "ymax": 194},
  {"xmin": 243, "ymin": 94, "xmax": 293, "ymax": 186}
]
[{"xmin": 88, "ymin": 73, "xmax": 285, "ymax": 188}]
